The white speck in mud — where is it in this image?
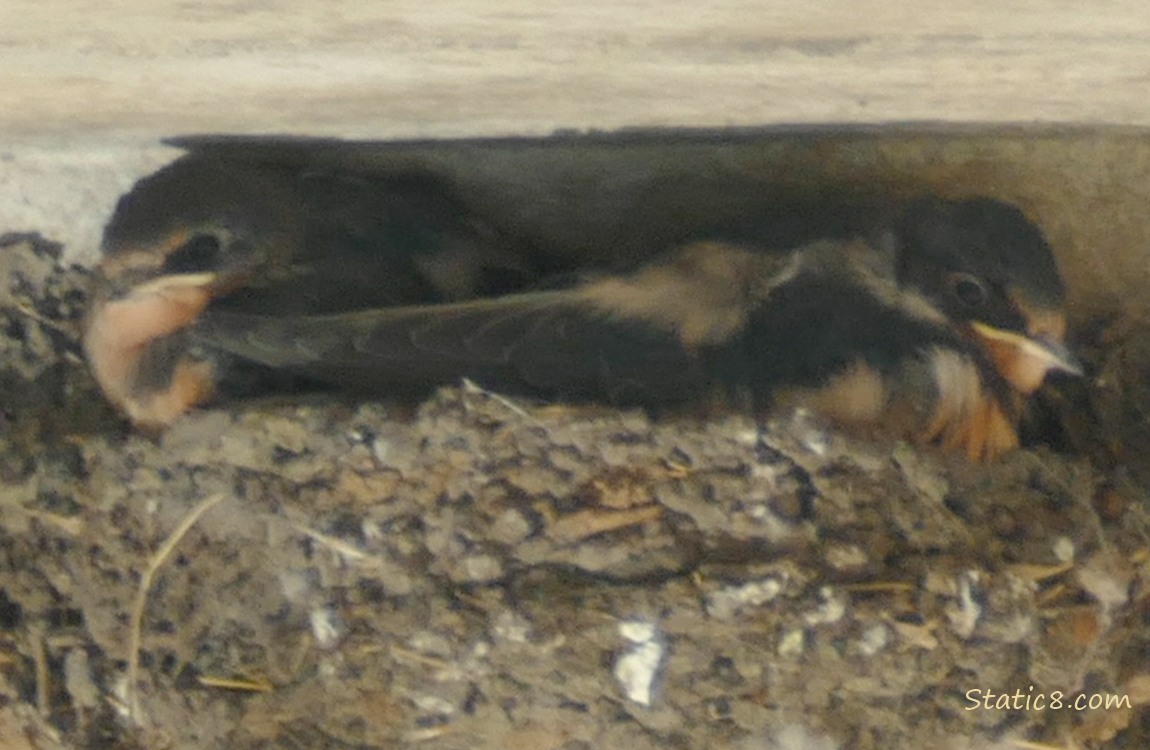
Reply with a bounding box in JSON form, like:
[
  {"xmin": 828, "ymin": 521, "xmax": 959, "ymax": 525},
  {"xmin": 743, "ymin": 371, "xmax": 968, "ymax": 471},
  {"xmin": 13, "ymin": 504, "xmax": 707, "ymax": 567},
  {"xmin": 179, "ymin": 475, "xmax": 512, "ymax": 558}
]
[
  {"xmin": 734, "ymin": 428, "xmax": 759, "ymax": 447},
  {"xmin": 370, "ymin": 436, "xmax": 391, "ymax": 466},
  {"xmin": 309, "ymin": 606, "xmax": 344, "ymax": 648},
  {"xmin": 619, "ymin": 620, "xmax": 657, "ymax": 643},
  {"xmin": 801, "ymin": 433, "xmax": 829, "ymax": 457},
  {"xmin": 64, "ymin": 648, "xmax": 100, "ymax": 710},
  {"xmin": 614, "ymin": 619, "xmax": 664, "ymax": 706},
  {"xmin": 492, "ymin": 610, "xmax": 531, "ymax": 643},
  {"xmin": 753, "ymin": 724, "xmax": 842, "ymax": 750},
  {"xmin": 803, "ymin": 586, "xmax": 846, "ymax": 626},
  {"xmin": 790, "ymin": 408, "xmax": 830, "ymax": 456},
  {"xmin": 705, "ymin": 578, "xmax": 783, "ymax": 620},
  {"xmin": 777, "ymin": 627, "xmax": 805, "ymax": 656},
  {"xmin": 362, "ymin": 518, "xmax": 383, "ymax": 543},
  {"xmin": 1053, "ymin": 536, "xmax": 1075, "ymax": 563},
  {"xmin": 1076, "ymin": 553, "xmax": 1131, "ymax": 612},
  {"xmin": 462, "ymin": 554, "xmax": 503, "ymax": 582},
  {"xmin": 856, "ymin": 624, "xmax": 890, "ymax": 657},
  {"xmin": 946, "ymin": 571, "xmax": 982, "ymax": 639},
  {"xmin": 824, "ymin": 544, "xmax": 868, "ymax": 572},
  {"xmin": 109, "ymin": 673, "xmax": 132, "ymax": 719},
  {"xmin": 412, "ymin": 693, "xmax": 456, "ymax": 717}
]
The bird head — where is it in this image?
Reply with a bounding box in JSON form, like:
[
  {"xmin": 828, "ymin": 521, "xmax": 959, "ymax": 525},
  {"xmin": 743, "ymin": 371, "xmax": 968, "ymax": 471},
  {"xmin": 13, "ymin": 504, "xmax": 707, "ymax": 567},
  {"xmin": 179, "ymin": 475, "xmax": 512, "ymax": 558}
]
[
  {"xmin": 83, "ymin": 157, "xmax": 304, "ymax": 427},
  {"xmin": 891, "ymin": 197, "xmax": 1082, "ymax": 395}
]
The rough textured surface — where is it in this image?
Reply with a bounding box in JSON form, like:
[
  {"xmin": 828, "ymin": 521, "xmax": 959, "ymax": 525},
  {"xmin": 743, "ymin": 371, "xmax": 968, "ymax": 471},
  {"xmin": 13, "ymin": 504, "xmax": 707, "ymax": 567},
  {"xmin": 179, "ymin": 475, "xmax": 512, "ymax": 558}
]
[
  {"xmin": 2, "ymin": 215, "xmax": 1150, "ymax": 747},
  {"xmin": 6, "ymin": 6, "xmax": 1150, "ymax": 746}
]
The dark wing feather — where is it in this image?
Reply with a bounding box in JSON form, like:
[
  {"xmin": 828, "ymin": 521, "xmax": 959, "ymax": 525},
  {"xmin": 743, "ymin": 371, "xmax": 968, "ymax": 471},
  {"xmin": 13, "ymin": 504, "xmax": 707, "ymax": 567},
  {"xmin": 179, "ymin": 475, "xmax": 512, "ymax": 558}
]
[
  {"xmin": 192, "ymin": 290, "xmax": 712, "ymax": 405},
  {"xmin": 192, "ymin": 236, "xmax": 985, "ymax": 414}
]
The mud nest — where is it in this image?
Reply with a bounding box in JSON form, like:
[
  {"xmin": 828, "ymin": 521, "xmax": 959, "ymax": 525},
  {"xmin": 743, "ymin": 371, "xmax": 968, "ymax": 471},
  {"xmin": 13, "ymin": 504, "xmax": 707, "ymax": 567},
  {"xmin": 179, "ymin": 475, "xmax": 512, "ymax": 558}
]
[{"xmin": 2, "ymin": 233, "xmax": 1150, "ymax": 749}]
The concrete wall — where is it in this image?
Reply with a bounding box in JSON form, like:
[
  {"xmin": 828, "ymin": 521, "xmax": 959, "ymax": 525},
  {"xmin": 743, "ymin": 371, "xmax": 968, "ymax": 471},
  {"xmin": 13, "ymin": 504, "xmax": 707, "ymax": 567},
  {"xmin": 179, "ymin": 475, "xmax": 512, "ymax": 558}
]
[{"xmin": 8, "ymin": 2, "xmax": 1150, "ymax": 140}]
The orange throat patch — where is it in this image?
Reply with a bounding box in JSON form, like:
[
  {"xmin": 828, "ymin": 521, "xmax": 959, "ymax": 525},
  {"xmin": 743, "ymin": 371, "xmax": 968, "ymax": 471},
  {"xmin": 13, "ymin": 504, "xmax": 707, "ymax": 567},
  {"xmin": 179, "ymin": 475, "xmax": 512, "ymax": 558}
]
[
  {"xmin": 968, "ymin": 317, "xmax": 1078, "ymax": 396},
  {"xmin": 782, "ymin": 351, "xmax": 1020, "ymax": 462},
  {"xmin": 918, "ymin": 348, "xmax": 1019, "ymax": 461},
  {"xmin": 84, "ymin": 275, "xmax": 217, "ymax": 428}
]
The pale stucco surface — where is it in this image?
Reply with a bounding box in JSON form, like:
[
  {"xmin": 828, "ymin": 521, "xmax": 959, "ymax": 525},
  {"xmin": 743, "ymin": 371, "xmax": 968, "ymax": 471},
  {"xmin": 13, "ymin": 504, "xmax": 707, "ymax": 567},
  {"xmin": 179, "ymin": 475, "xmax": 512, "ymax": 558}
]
[{"xmin": 5, "ymin": 2, "xmax": 1150, "ymax": 265}]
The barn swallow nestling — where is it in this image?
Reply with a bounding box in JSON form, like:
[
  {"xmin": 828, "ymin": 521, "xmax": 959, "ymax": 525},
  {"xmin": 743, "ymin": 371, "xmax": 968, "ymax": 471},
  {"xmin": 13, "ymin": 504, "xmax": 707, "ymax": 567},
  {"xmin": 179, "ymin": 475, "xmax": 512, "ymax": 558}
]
[
  {"xmin": 83, "ymin": 155, "xmax": 535, "ymax": 429},
  {"xmin": 184, "ymin": 197, "xmax": 1081, "ymax": 461},
  {"xmin": 83, "ymin": 152, "xmax": 1079, "ymax": 459}
]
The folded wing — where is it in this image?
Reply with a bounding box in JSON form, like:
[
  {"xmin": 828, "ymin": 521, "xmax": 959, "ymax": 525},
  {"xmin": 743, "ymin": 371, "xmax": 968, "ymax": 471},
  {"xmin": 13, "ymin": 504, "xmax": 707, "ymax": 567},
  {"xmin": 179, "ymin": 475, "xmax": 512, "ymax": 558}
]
[{"xmin": 193, "ymin": 289, "xmax": 716, "ymax": 404}]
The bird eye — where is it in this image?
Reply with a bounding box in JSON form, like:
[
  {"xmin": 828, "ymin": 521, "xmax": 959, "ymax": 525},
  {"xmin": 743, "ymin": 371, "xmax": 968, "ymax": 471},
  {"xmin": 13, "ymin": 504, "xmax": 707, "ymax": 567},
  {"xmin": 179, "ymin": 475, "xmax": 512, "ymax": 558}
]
[
  {"xmin": 948, "ymin": 273, "xmax": 987, "ymax": 308},
  {"xmin": 163, "ymin": 233, "xmax": 222, "ymax": 275}
]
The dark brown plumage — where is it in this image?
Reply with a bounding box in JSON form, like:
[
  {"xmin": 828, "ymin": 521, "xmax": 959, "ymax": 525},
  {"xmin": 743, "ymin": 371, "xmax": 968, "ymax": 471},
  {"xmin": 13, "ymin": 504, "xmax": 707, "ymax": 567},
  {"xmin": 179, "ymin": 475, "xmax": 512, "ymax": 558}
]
[{"xmin": 84, "ymin": 150, "xmax": 1080, "ymax": 460}]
